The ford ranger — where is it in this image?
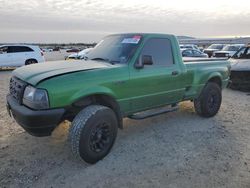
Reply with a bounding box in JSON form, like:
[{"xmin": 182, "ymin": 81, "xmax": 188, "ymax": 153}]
[{"xmin": 6, "ymin": 33, "xmax": 230, "ymax": 164}]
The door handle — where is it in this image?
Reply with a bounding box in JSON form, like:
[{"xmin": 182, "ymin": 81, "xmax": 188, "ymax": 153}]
[{"xmin": 172, "ymin": 71, "xmax": 179, "ymax": 76}]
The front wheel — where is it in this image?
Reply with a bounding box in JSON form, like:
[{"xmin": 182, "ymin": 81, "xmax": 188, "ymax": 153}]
[
  {"xmin": 69, "ymin": 105, "xmax": 118, "ymax": 164},
  {"xmin": 194, "ymin": 82, "xmax": 222, "ymax": 117}
]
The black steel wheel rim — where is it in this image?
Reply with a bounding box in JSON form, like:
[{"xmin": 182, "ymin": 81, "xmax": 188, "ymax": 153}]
[
  {"xmin": 207, "ymin": 92, "xmax": 218, "ymax": 111},
  {"xmin": 90, "ymin": 122, "xmax": 111, "ymax": 153}
]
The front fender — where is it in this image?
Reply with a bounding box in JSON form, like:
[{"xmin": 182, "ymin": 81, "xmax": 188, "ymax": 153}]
[
  {"xmin": 206, "ymin": 72, "xmax": 223, "ymax": 83},
  {"xmin": 70, "ymin": 86, "xmax": 117, "ymax": 104}
]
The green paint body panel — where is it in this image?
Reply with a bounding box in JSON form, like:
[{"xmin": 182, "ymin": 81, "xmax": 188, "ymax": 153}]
[{"xmin": 12, "ymin": 33, "xmax": 230, "ymax": 116}]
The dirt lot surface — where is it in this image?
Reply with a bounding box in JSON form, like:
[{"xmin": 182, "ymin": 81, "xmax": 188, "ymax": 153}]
[{"xmin": 0, "ymin": 70, "xmax": 250, "ymax": 188}]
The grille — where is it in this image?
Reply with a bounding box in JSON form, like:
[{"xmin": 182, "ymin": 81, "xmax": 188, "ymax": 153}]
[
  {"xmin": 9, "ymin": 77, "xmax": 27, "ymax": 104},
  {"xmin": 214, "ymin": 53, "xmax": 227, "ymax": 57}
]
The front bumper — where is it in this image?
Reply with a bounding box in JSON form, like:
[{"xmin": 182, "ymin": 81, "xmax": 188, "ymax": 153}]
[
  {"xmin": 6, "ymin": 94, "xmax": 65, "ymax": 137},
  {"xmin": 214, "ymin": 53, "xmax": 229, "ymax": 58}
]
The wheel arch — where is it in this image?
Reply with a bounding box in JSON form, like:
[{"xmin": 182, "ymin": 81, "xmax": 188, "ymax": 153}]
[
  {"xmin": 194, "ymin": 73, "xmax": 223, "ymax": 99},
  {"xmin": 207, "ymin": 73, "xmax": 222, "ymax": 88},
  {"xmin": 25, "ymin": 58, "xmax": 38, "ymax": 65},
  {"xmin": 66, "ymin": 92, "xmax": 123, "ymax": 129}
]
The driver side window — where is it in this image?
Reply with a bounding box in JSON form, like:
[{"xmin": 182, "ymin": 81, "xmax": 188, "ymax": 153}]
[
  {"xmin": 141, "ymin": 38, "xmax": 174, "ymax": 67},
  {"xmin": 245, "ymin": 48, "xmax": 250, "ymax": 58}
]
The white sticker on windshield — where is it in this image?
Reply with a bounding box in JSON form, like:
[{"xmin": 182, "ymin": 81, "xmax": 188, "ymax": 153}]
[{"xmin": 121, "ymin": 36, "xmax": 141, "ymax": 44}]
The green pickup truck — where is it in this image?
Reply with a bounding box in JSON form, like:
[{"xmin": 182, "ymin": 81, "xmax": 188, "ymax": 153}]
[{"xmin": 7, "ymin": 33, "xmax": 230, "ymax": 163}]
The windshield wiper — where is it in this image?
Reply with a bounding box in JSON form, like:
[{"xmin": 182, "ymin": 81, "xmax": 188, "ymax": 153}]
[{"xmin": 90, "ymin": 57, "xmax": 119, "ymax": 65}]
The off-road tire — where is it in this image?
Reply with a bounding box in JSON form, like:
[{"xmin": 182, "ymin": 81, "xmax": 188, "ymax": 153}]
[
  {"xmin": 69, "ymin": 105, "xmax": 118, "ymax": 164},
  {"xmin": 194, "ymin": 82, "xmax": 222, "ymax": 117}
]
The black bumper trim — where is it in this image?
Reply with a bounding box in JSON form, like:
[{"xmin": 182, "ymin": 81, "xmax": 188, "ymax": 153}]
[{"xmin": 6, "ymin": 95, "xmax": 65, "ymax": 137}]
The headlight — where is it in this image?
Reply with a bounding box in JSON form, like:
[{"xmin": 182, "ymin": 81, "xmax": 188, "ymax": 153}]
[{"xmin": 23, "ymin": 85, "xmax": 49, "ymax": 110}]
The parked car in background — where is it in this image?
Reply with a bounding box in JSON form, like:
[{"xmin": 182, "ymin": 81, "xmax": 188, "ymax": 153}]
[
  {"xmin": 0, "ymin": 45, "xmax": 45, "ymax": 67},
  {"xmin": 180, "ymin": 44, "xmax": 200, "ymax": 51},
  {"xmin": 228, "ymin": 46, "xmax": 250, "ymax": 91},
  {"xmin": 53, "ymin": 47, "xmax": 60, "ymax": 51},
  {"xmin": 204, "ymin": 44, "xmax": 225, "ymax": 57},
  {"xmin": 198, "ymin": 47, "xmax": 204, "ymax": 52},
  {"xmin": 66, "ymin": 48, "xmax": 93, "ymax": 60},
  {"xmin": 66, "ymin": 48, "xmax": 80, "ymax": 53},
  {"xmin": 213, "ymin": 44, "xmax": 245, "ymax": 58},
  {"xmin": 42, "ymin": 48, "xmax": 53, "ymax": 52},
  {"xmin": 181, "ymin": 49, "xmax": 208, "ymax": 58}
]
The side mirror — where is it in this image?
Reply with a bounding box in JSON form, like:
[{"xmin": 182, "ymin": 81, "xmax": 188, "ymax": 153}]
[{"xmin": 134, "ymin": 55, "xmax": 153, "ymax": 69}]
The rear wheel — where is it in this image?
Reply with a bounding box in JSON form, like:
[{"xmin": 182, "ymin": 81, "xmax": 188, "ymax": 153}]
[
  {"xmin": 194, "ymin": 82, "xmax": 222, "ymax": 117},
  {"xmin": 69, "ymin": 105, "xmax": 118, "ymax": 164},
  {"xmin": 25, "ymin": 59, "xmax": 38, "ymax": 65}
]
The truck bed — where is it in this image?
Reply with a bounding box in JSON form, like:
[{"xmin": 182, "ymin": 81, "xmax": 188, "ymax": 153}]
[{"xmin": 182, "ymin": 58, "xmax": 230, "ymax": 100}]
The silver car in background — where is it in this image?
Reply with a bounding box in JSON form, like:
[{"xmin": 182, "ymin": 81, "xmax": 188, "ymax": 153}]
[
  {"xmin": 214, "ymin": 44, "xmax": 245, "ymax": 58},
  {"xmin": 229, "ymin": 46, "xmax": 250, "ymax": 91}
]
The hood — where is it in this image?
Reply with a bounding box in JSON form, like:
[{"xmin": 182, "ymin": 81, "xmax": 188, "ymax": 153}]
[
  {"xmin": 229, "ymin": 59, "xmax": 250, "ymax": 71},
  {"xmin": 215, "ymin": 50, "xmax": 235, "ymax": 55},
  {"xmin": 13, "ymin": 60, "xmax": 112, "ymax": 85},
  {"xmin": 214, "ymin": 51, "xmax": 237, "ymax": 57},
  {"xmin": 68, "ymin": 53, "xmax": 78, "ymax": 58},
  {"xmin": 204, "ymin": 49, "xmax": 219, "ymax": 52},
  {"xmin": 215, "ymin": 51, "xmax": 231, "ymax": 53}
]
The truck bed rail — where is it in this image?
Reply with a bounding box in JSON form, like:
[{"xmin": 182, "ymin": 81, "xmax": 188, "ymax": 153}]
[{"xmin": 183, "ymin": 57, "xmax": 228, "ymax": 63}]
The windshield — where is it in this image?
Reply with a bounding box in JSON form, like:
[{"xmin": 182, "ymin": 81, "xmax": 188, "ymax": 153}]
[
  {"xmin": 232, "ymin": 47, "xmax": 250, "ymax": 59},
  {"xmin": 207, "ymin": 44, "xmax": 224, "ymax": 50},
  {"xmin": 86, "ymin": 34, "xmax": 142, "ymax": 63},
  {"xmin": 222, "ymin": 45, "xmax": 241, "ymax": 51}
]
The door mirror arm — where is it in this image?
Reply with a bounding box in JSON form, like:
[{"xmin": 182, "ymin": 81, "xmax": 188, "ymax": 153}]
[{"xmin": 134, "ymin": 56, "xmax": 144, "ymax": 69}]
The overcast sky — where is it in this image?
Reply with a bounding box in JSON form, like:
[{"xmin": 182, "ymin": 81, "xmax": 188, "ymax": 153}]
[{"xmin": 0, "ymin": 0, "xmax": 250, "ymax": 43}]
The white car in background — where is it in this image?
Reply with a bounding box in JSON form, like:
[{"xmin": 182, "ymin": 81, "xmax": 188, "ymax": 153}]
[
  {"xmin": 66, "ymin": 48, "xmax": 93, "ymax": 60},
  {"xmin": 213, "ymin": 44, "xmax": 245, "ymax": 58},
  {"xmin": 0, "ymin": 45, "xmax": 45, "ymax": 67},
  {"xmin": 180, "ymin": 44, "xmax": 200, "ymax": 51}
]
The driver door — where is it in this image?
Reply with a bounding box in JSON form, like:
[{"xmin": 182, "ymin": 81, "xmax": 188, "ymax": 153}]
[{"xmin": 128, "ymin": 38, "xmax": 186, "ymax": 113}]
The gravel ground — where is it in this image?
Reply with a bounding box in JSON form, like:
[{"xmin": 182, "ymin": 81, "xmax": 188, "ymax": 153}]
[{"xmin": 0, "ymin": 70, "xmax": 250, "ymax": 188}]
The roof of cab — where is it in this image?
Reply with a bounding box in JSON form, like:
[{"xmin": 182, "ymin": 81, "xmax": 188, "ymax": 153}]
[{"xmin": 107, "ymin": 33, "xmax": 176, "ymax": 38}]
